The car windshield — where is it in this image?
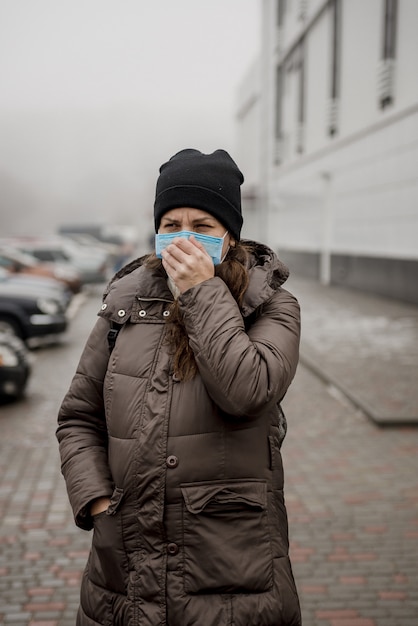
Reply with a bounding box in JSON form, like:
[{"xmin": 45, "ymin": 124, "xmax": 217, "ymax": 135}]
[{"xmin": 28, "ymin": 249, "xmax": 70, "ymax": 262}]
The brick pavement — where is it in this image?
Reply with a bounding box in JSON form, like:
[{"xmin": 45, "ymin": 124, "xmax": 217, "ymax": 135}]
[
  {"xmin": 0, "ymin": 282, "xmax": 417, "ymax": 625},
  {"xmin": 0, "ymin": 292, "xmax": 94, "ymax": 626},
  {"xmin": 0, "ymin": 443, "xmax": 90, "ymax": 626},
  {"xmin": 282, "ymin": 364, "xmax": 418, "ymax": 626}
]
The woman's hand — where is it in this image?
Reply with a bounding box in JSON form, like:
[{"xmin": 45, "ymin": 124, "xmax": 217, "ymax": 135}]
[
  {"xmin": 161, "ymin": 235, "xmax": 215, "ymax": 294},
  {"xmin": 90, "ymin": 496, "xmax": 111, "ymax": 516}
]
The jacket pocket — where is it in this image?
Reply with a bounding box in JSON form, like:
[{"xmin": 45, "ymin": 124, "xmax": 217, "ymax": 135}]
[
  {"xmin": 181, "ymin": 479, "xmax": 273, "ymax": 594},
  {"xmin": 89, "ymin": 487, "xmax": 128, "ymax": 594}
]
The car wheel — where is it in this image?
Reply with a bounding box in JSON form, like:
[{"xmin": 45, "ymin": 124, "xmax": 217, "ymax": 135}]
[{"xmin": 0, "ymin": 317, "xmax": 23, "ymax": 338}]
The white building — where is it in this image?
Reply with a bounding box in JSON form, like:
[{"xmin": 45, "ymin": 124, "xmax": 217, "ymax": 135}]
[{"xmin": 237, "ymin": 0, "xmax": 418, "ymax": 304}]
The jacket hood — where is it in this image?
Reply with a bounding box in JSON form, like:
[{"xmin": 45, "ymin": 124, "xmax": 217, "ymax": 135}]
[
  {"xmin": 240, "ymin": 241, "xmax": 289, "ymax": 317},
  {"xmin": 101, "ymin": 240, "xmax": 290, "ymax": 321}
]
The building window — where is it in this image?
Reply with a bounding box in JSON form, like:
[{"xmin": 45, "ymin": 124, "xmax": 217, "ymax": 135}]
[
  {"xmin": 277, "ymin": 0, "xmax": 287, "ymax": 28},
  {"xmin": 296, "ymin": 40, "xmax": 305, "ymax": 153},
  {"xmin": 379, "ymin": 0, "xmax": 397, "ymax": 108},
  {"xmin": 277, "ymin": 40, "xmax": 305, "ymax": 159},
  {"xmin": 382, "ymin": 0, "xmax": 397, "ymax": 61},
  {"xmin": 328, "ymin": 0, "xmax": 341, "ymax": 136},
  {"xmin": 274, "ymin": 65, "xmax": 284, "ymax": 164}
]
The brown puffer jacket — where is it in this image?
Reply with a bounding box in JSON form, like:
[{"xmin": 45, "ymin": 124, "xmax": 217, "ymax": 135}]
[{"xmin": 57, "ymin": 241, "xmax": 302, "ymax": 626}]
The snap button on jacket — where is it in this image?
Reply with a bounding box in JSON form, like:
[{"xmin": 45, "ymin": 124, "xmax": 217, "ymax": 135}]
[{"xmin": 57, "ymin": 241, "xmax": 302, "ymax": 626}]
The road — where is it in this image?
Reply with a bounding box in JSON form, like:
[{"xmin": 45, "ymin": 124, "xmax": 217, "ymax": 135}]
[{"xmin": 0, "ymin": 287, "xmax": 417, "ymax": 625}]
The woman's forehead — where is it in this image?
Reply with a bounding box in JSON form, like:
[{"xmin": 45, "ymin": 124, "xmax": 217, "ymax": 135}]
[{"xmin": 161, "ymin": 207, "xmax": 217, "ymax": 222}]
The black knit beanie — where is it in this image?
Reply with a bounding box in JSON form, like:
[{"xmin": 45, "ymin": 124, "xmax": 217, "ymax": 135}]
[{"xmin": 154, "ymin": 148, "xmax": 244, "ymax": 241}]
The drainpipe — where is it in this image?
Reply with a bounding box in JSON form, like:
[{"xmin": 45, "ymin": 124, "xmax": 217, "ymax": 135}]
[{"xmin": 320, "ymin": 171, "xmax": 333, "ymax": 285}]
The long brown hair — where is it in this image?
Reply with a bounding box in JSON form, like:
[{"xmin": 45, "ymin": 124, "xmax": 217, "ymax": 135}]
[{"xmin": 145, "ymin": 241, "xmax": 254, "ymax": 381}]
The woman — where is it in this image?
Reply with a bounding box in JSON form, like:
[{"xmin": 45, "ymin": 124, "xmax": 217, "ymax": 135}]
[{"xmin": 57, "ymin": 148, "xmax": 302, "ymax": 625}]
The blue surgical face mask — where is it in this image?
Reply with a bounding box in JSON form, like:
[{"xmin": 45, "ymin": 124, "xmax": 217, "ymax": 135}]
[{"xmin": 155, "ymin": 230, "xmax": 228, "ymax": 265}]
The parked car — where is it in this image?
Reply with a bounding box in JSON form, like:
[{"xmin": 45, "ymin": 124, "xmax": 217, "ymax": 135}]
[
  {"xmin": 0, "ymin": 267, "xmax": 73, "ymax": 309},
  {"xmin": 0, "ymin": 268, "xmax": 72, "ymax": 310},
  {"xmin": 16, "ymin": 238, "xmax": 110, "ymax": 285},
  {"xmin": 0, "ymin": 331, "xmax": 31, "ymax": 401},
  {"xmin": 59, "ymin": 232, "xmax": 123, "ymax": 270},
  {"xmin": 57, "ymin": 224, "xmax": 139, "ymax": 271},
  {"xmin": 0, "ymin": 245, "xmax": 82, "ymax": 294},
  {"xmin": 0, "ymin": 281, "xmax": 68, "ymax": 343}
]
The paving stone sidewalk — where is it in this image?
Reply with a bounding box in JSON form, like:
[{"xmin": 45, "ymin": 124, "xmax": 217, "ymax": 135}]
[
  {"xmin": 282, "ymin": 364, "xmax": 418, "ymax": 626},
  {"xmin": 286, "ymin": 276, "xmax": 418, "ymax": 425}
]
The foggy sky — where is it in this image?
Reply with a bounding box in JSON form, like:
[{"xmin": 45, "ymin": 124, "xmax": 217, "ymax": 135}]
[{"xmin": 0, "ymin": 0, "xmax": 260, "ymax": 241}]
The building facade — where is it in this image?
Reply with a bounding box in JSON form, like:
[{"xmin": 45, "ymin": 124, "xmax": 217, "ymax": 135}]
[{"xmin": 237, "ymin": 0, "xmax": 418, "ymax": 304}]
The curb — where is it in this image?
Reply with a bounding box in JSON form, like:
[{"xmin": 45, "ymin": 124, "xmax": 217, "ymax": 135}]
[{"xmin": 299, "ymin": 346, "xmax": 418, "ymax": 428}]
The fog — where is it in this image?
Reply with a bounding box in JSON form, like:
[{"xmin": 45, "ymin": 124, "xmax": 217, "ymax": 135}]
[{"xmin": 0, "ymin": 0, "xmax": 260, "ymax": 243}]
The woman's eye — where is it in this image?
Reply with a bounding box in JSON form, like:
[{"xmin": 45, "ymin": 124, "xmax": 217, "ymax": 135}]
[{"xmin": 195, "ymin": 225, "xmax": 211, "ymax": 232}]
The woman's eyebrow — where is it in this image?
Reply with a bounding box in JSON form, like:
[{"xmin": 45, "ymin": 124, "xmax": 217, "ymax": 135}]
[
  {"xmin": 191, "ymin": 217, "xmax": 214, "ymax": 223},
  {"xmin": 161, "ymin": 217, "xmax": 181, "ymax": 224}
]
